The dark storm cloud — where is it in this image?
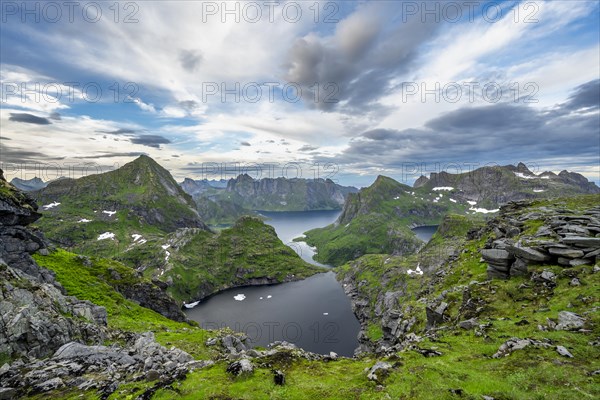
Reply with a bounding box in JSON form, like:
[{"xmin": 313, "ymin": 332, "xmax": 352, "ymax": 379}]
[
  {"xmin": 179, "ymin": 50, "xmax": 203, "ymax": 72},
  {"xmin": 130, "ymin": 135, "xmax": 171, "ymax": 148},
  {"xmin": 9, "ymin": 113, "xmax": 51, "ymax": 125},
  {"xmin": 49, "ymin": 112, "xmax": 62, "ymax": 120},
  {"xmin": 323, "ymin": 82, "xmax": 600, "ymax": 171},
  {"xmin": 559, "ymin": 79, "xmax": 600, "ymax": 112},
  {"xmin": 0, "ymin": 144, "xmax": 61, "ymax": 164},
  {"xmin": 283, "ymin": 3, "xmax": 442, "ymax": 113},
  {"xmin": 240, "ymin": 141, "xmax": 251, "ymax": 146}
]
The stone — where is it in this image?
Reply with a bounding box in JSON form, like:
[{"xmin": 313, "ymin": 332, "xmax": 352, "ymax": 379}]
[
  {"xmin": 570, "ymin": 278, "xmax": 581, "ymax": 286},
  {"xmin": 366, "ymin": 361, "xmax": 393, "ymax": 383},
  {"xmin": 505, "ymin": 244, "xmax": 550, "ymax": 262},
  {"xmin": 33, "ymin": 377, "xmax": 64, "ymax": 392},
  {"xmin": 226, "ymin": 358, "xmax": 254, "ymax": 376},
  {"xmin": 487, "ymin": 266, "xmax": 509, "ymax": 280},
  {"xmin": 0, "ymin": 388, "xmax": 17, "ymax": 400},
  {"xmin": 481, "ymin": 249, "xmax": 514, "ymax": 264},
  {"xmin": 556, "ymin": 346, "xmax": 573, "ymax": 358},
  {"xmin": 555, "ymin": 311, "xmax": 585, "ymax": 331},
  {"xmin": 273, "ymin": 370, "xmax": 285, "ymax": 385},
  {"xmin": 510, "ymin": 258, "xmax": 529, "ymax": 277},
  {"xmin": 560, "ymin": 236, "xmax": 600, "ymax": 248},
  {"xmin": 458, "ymin": 318, "xmax": 479, "ymax": 330},
  {"xmin": 146, "ymin": 370, "xmax": 161, "ymax": 381},
  {"xmin": 548, "ymin": 248, "xmax": 585, "ymax": 258},
  {"xmin": 426, "ymin": 302, "xmax": 448, "ymax": 329},
  {"xmin": 569, "ymin": 259, "xmax": 590, "ymax": 267}
]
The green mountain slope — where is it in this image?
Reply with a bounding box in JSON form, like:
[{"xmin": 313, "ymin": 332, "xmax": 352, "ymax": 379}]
[
  {"xmin": 160, "ymin": 216, "xmax": 326, "ymax": 302},
  {"xmin": 32, "ymin": 155, "xmax": 208, "ymax": 253},
  {"xmin": 303, "ymin": 175, "xmax": 469, "ymax": 266}
]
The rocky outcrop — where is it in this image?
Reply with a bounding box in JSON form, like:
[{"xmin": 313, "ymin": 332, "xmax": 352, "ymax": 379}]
[
  {"xmin": 481, "ymin": 200, "xmax": 600, "ymax": 279},
  {"xmin": 0, "ymin": 332, "xmax": 211, "ymax": 398},
  {"xmin": 117, "ymin": 281, "xmax": 187, "ymax": 322},
  {"xmin": 0, "ymin": 168, "xmax": 109, "ymax": 361},
  {"xmin": 416, "ymin": 164, "xmax": 599, "ymax": 208}
]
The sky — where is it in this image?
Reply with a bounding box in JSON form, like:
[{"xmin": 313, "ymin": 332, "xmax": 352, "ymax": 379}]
[{"xmin": 1, "ymin": 0, "xmax": 599, "ymax": 187}]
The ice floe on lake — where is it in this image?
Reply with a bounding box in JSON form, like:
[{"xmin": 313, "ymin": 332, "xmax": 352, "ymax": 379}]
[
  {"xmin": 233, "ymin": 294, "xmax": 246, "ymax": 301},
  {"xmin": 184, "ymin": 301, "xmax": 200, "ymax": 309}
]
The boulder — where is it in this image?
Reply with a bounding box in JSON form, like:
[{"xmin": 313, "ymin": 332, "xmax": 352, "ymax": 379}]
[
  {"xmin": 505, "ymin": 244, "xmax": 550, "ymax": 262},
  {"xmin": 555, "ymin": 311, "xmax": 585, "ymax": 331},
  {"xmin": 560, "ymin": 237, "xmax": 600, "ymax": 248},
  {"xmin": 556, "ymin": 346, "xmax": 573, "ymax": 358},
  {"xmin": 426, "ymin": 302, "xmax": 448, "ymax": 329},
  {"xmin": 548, "ymin": 248, "xmax": 585, "ymax": 258},
  {"xmin": 226, "ymin": 358, "xmax": 254, "ymax": 376},
  {"xmin": 366, "ymin": 361, "xmax": 393, "ymax": 383}
]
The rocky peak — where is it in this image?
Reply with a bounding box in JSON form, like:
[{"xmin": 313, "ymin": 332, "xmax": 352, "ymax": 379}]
[
  {"xmin": 0, "ymin": 168, "xmax": 41, "ymax": 226},
  {"xmin": 413, "ymin": 175, "xmax": 429, "ymax": 188},
  {"xmin": 515, "ymin": 162, "xmax": 534, "ymax": 175}
]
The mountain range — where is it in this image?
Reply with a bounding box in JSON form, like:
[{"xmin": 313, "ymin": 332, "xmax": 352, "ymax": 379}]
[{"xmin": 304, "ymin": 163, "xmax": 599, "ymax": 266}]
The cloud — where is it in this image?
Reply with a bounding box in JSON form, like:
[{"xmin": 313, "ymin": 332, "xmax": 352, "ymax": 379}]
[
  {"xmin": 130, "ymin": 135, "xmax": 171, "ymax": 148},
  {"xmin": 49, "ymin": 112, "xmax": 62, "ymax": 120},
  {"xmin": 240, "ymin": 141, "xmax": 251, "ymax": 146},
  {"xmin": 99, "ymin": 128, "xmax": 137, "ymax": 135},
  {"xmin": 329, "ymin": 81, "xmax": 600, "ymax": 173},
  {"xmin": 74, "ymin": 152, "xmax": 146, "ymax": 159},
  {"xmin": 299, "ymin": 145, "xmax": 318, "ymax": 152},
  {"xmin": 559, "ymin": 79, "xmax": 600, "ymax": 112},
  {"xmin": 283, "ymin": 2, "xmax": 441, "ymax": 113},
  {"xmin": 179, "ymin": 50, "xmax": 203, "ymax": 72},
  {"xmin": 8, "ymin": 113, "xmax": 51, "ymax": 125}
]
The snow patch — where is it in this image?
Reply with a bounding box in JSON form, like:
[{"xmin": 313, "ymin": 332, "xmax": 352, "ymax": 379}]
[
  {"xmin": 394, "ymin": 196, "xmax": 400, "ymax": 200},
  {"xmin": 184, "ymin": 301, "xmax": 200, "ymax": 309},
  {"xmin": 161, "ymin": 244, "xmax": 170, "ymax": 250},
  {"xmin": 233, "ymin": 294, "xmax": 246, "ymax": 301},
  {"xmin": 131, "ymin": 234, "xmax": 143, "ymax": 242},
  {"xmin": 323, "ymin": 312, "xmax": 329, "ymax": 316},
  {"xmin": 259, "ymin": 297, "xmax": 263, "ymax": 300},
  {"xmin": 533, "ymin": 189, "xmax": 545, "ymax": 193},
  {"xmin": 469, "ymin": 206, "xmax": 499, "ymax": 214},
  {"xmin": 78, "ymin": 218, "xmax": 92, "ymax": 223},
  {"xmin": 450, "ymin": 198, "xmax": 457, "ymax": 203},
  {"xmin": 407, "ymin": 265, "xmax": 423, "ymax": 276},
  {"xmin": 467, "ymin": 200, "xmax": 477, "ymax": 206},
  {"xmin": 267, "ymin": 295, "xmax": 272, "ymax": 299},
  {"xmin": 42, "ymin": 202, "xmax": 60, "ymax": 210},
  {"xmin": 97, "ymin": 232, "xmax": 115, "ymax": 241},
  {"xmin": 164, "ymin": 251, "xmax": 171, "ymax": 262},
  {"xmin": 432, "ymin": 187, "xmax": 453, "ymax": 191},
  {"xmin": 102, "ymin": 210, "xmax": 116, "ymax": 216},
  {"xmin": 513, "ymin": 172, "xmax": 535, "ymax": 180}
]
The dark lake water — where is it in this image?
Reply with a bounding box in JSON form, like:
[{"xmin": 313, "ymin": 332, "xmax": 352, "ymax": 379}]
[
  {"xmin": 184, "ymin": 210, "xmax": 361, "ymax": 357},
  {"xmin": 412, "ymin": 225, "xmax": 439, "ymax": 242}
]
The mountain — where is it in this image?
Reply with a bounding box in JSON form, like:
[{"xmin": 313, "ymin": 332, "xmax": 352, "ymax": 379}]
[
  {"xmin": 303, "ymin": 175, "xmax": 469, "ymax": 266},
  {"xmin": 414, "ymin": 163, "xmax": 599, "ymax": 208},
  {"xmin": 194, "ymin": 195, "xmax": 257, "ymax": 225},
  {"xmin": 10, "ymin": 176, "xmax": 47, "ymax": 192},
  {"xmin": 162, "ymin": 216, "xmax": 325, "ymax": 302},
  {"xmin": 31, "ymin": 155, "xmax": 208, "ymax": 253},
  {"xmin": 305, "ymin": 164, "xmax": 600, "ymax": 266},
  {"xmin": 180, "ymin": 178, "xmax": 227, "ymax": 196},
  {"xmin": 221, "ymin": 174, "xmax": 358, "ymax": 211}
]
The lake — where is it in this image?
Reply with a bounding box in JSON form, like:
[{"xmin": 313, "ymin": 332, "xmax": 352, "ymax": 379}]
[
  {"xmin": 412, "ymin": 225, "xmax": 439, "ymax": 242},
  {"xmin": 184, "ymin": 210, "xmax": 361, "ymax": 357}
]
